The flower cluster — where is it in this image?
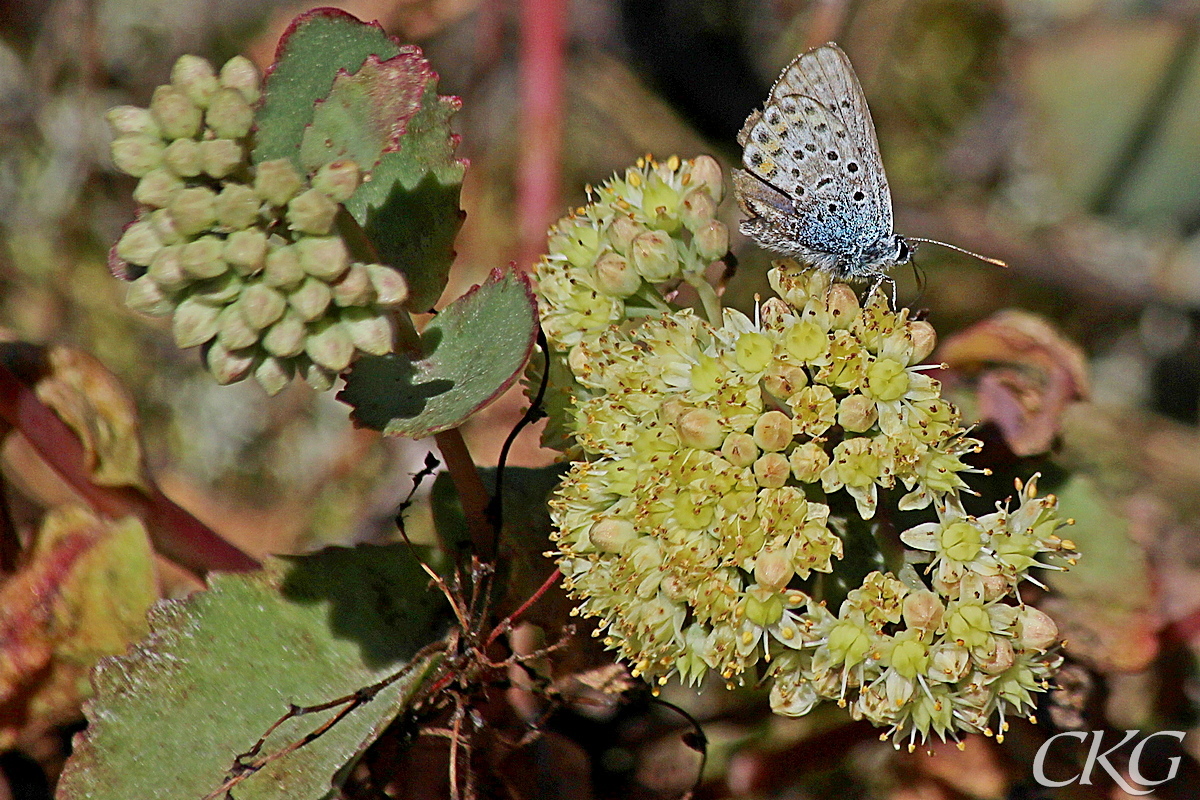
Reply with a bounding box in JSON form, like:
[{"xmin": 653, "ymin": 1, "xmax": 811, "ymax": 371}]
[
  {"xmin": 534, "ymin": 157, "xmax": 1078, "ymax": 749},
  {"xmin": 108, "ymin": 55, "xmax": 409, "ymax": 394}
]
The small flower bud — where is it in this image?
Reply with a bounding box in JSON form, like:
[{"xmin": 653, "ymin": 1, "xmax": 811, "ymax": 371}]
[
  {"xmin": 930, "ymin": 644, "xmax": 970, "ymax": 681},
  {"xmin": 340, "ymin": 308, "xmax": 394, "ymax": 355},
  {"xmin": 1015, "ymin": 606, "xmax": 1058, "ymax": 651},
  {"xmin": 331, "ymin": 263, "xmax": 373, "ymax": 306},
  {"xmin": 720, "ymin": 432, "xmax": 758, "ymax": 467},
  {"xmin": 288, "ymin": 276, "xmax": 333, "ymax": 320},
  {"xmin": 147, "ymin": 244, "xmax": 187, "ymax": 291},
  {"xmin": 677, "ymin": 408, "xmax": 724, "ymax": 450},
  {"xmin": 753, "ymin": 410, "xmax": 793, "ymax": 451},
  {"xmin": 365, "ymin": 264, "xmax": 408, "ymax": 306},
  {"xmin": 976, "ymin": 636, "xmax": 1014, "ymax": 675},
  {"xmin": 305, "ymin": 319, "xmax": 355, "ymax": 372},
  {"xmin": 223, "ymin": 229, "xmax": 267, "ymax": 275},
  {"xmin": 312, "ymin": 160, "xmax": 361, "ymax": 203},
  {"xmin": 687, "ymin": 155, "xmax": 724, "ymax": 202},
  {"xmin": 254, "ymin": 158, "xmax": 304, "ymax": 207},
  {"xmin": 789, "ymin": 442, "xmax": 829, "ymax": 483},
  {"xmin": 205, "ymin": 87, "xmax": 254, "ymax": 140},
  {"xmin": 762, "ymin": 364, "xmax": 808, "ymax": 399},
  {"xmin": 238, "ymin": 283, "xmax": 286, "ymax": 329},
  {"xmin": 170, "ymin": 55, "xmax": 219, "ymax": 107},
  {"xmin": 115, "ymin": 221, "xmax": 162, "ymax": 266},
  {"xmin": 180, "ymin": 236, "xmax": 227, "ymax": 279},
  {"xmin": 589, "ymin": 518, "xmax": 637, "ymax": 553},
  {"xmin": 206, "ymin": 340, "xmax": 256, "ymax": 384},
  {"xmin": 754, "ymin": 548, "xmax": 793, "ymax": 590},
  {"xmin": 214, "ymin": 183, "xmax": 260, "ymax": 230},
  {"xmin": 680, "ymin": 188, "xmax": 717, "ymax": 232},
  {"xmin": 110, "ymin": 134, "xmax": 164, "ymax": 177},
  {"xmin": 630, "ymin": 230, "xmax": 678, "ymax": 282},
  {"xmin": 901, "ymin": 590, "xmax": 944, "ymax": 633},
  {"xmin": 149, "ymin": 85, "xmax": 202, "ymax": 140},
  {"xmin": 606, "ymin": 216, "xmax": 641, "ymax": 255},
  {"xmin": 837, "ymin": 394, "xmax": 877, "ymax": 433},
  {"xmin": 555, "ymin": 222, "xmax": 602, "ymax": 268},
  {"xmin": 191, "ymin": 272, "xmax": 243, "ymax": 305},
  {"xmin": 825, "ymin": 283, "xmax": 860, "ymax": 328},
  {"xmin": 216, "ymin": 303, "xmax": 259, "ymax": 350},
  {"xmin": 286, "ymin": 188, "xmax": 338, "ymax": 235},
  {"xmin": 254, "ymin": 356, "xmax": 293, "ymax": 395},
  {"xmin": 299, "ymin": 358, "xmax": 336, "ymax": 391},
  {"xmin": 295, "ymin": 236, "xmax": 349, "ymax": 281},
  {"xmin": 147, "ymin": 208, "xmax": 183, "ymax": 245},
  {"xmin": 909, "ymin": 320, "xmax": 937, "ymax": 363},
  {"xmin": 219, "ymin": 56, "xmax": 261, "ymax": 104},
  {"xmin": 693, "ymin": 220, "xmax": 729, "ymax": 261},
  {"xmin": 262, "ymin": 311, "xmax": 306, "ymax": 357},
  {"xmin": 594, "ymin": 252, "xmax": 641, "ymax": 297},
  {"xmin": 200, "ymin": 138, "xmax": 244, "ymax": 179},
  {"xmin": 106, "ymin": 106, "xmax": 160, "ymax": 138},
  {"xmin": 134, "ymin": 168, "xmax": 184, "ymax": 208},
  {"xmin": 753, "ymin": 452, "xmax": 790, "ymax": 487},
  {"xmin": 172, "ymin": 297, "xmax": 220, "ymax": 348},
  {"xmin": 163, "ymin": 138, "xmax": 203, "ymax": 177},
  {"xmin": 169, "ymin": 186, "xmax": 218, "ymax": 236},
  {"xmin": 264, "ymin": 245, "xmax": 304, "ymax": 288},
  {"xmin": 126, "ymin": 275, "xmax": 172, "ymax": 315}
]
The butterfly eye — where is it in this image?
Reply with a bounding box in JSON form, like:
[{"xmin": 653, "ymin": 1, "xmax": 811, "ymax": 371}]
[{"xmin": 896, "ymin": 238, "xmax": 910, "ymax": 262}]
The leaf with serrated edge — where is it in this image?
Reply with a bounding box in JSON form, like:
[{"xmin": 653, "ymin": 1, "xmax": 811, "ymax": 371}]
[
  {"xmin": 339, "ymin": 268, "xmax": 537, "ymax": 438},
  {"xmin": 57, "ymin": 544, "xmax": 444, "ymax": 800}
]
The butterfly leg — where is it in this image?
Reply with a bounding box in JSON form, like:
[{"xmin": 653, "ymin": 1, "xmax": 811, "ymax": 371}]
[{"xmin": 866, "ymin": 274, "xmax": 897, "ymax": 310}]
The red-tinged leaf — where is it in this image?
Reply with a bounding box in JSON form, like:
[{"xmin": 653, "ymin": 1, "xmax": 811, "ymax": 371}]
[{"xmin": 338, "ymin": 267, "xmax": 537, "ymax": 438}]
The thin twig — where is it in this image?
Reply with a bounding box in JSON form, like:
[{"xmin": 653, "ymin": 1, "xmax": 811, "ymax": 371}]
[{"xmin": 485, "ymin": 567, "xmax": 562, "ymax": 649}]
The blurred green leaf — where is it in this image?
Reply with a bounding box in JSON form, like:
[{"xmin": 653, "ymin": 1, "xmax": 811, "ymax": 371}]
[
  {"xmin": 57, "ymin": 544, "xmax": 444, "ymax": 800},
  {"xmin": 339, "ymin": 268, "xmax": 537, "ymax": 438}
]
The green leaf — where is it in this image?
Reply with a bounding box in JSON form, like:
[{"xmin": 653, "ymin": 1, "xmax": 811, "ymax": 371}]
[
  {"xmin": 252, "ymin": 8, "xmax": 402, "ymax": 166},
  {"xmin": 58, "ymin": 544, "xmax": 446, "ymax": 800},
  {"xmin": 339, "ymin": 268, "xmax": 538, "ymax": 438}
]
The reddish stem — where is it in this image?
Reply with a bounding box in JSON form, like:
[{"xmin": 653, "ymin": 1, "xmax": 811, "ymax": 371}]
[
  {"xmin": 515, "ymin": 0, "xmax": 566, "ymax": 269},
  {"xmin": 485, "ymin": 567, "xmax": 561, "ymax": 648},
  {"xmin": 0, "ymin": 363, "xmax": 259, "ymax": 576}
]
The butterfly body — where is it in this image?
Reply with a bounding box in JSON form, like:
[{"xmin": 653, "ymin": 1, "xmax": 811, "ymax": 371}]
[{"xmin": 734, "ymin": 43, "xmax": 911, "ymax": 281}]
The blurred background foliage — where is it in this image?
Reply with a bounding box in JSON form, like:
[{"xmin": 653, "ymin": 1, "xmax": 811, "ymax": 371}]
[{"xmin": 3, "ymin": 0, "xmax": 1200, "ymax": 798}]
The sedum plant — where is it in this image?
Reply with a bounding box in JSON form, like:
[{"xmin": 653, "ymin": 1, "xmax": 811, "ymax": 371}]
[{"xmin": 54, "ymin": 9, "xmax": 1080, "ymax": 800}]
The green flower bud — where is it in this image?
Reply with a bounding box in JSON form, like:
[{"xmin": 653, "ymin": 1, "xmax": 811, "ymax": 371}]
[
  {"xmin": 693, "ymin": 219, "xmax": 729, "ymax": 261},
  {"xmin": 837, "ymin": 394, "xmax": 877, "ymax": 433},
  {"xmin": 222, "ymin": 229, "xmax": 267, "ymax": 275},
  {"xmin": 286, "ymin": 188, "xmax": 338, "ymax": 235},
  {"xmin": 216, "ymin": 303, "xmax": 259, "ymax": 350},
  {"xmin": 555, "ymin": 222, "xmax": 602, "ymax": 267},
  {"xmin": 206, "ymin": 340, "xmax": 255, "ymax": 385},
  {"xmin": 148, "ymin": 208, "xmax": 184, "ymax": 246},
  {"xmin": 200, "ymin": 138, "xmax": 244, "ymax": 179},
  {"xmin": 134, "ymin": 168, "xmax": 184, "ymax": 208},
  {"xmin": 340, "ymin": 308, "xmax": 393, "ymax": 355},
  {"xmin": 262, "ymin": 311, "xmax": 306, "ymax": 357},
  {"xmin": 169, "ymin": 186, "xmax": 218, "ymax": 236},
  {"xmin": 238, "ymin": 283, "xmax": 286, "ymax": 329},
  {"xmin": 594, "ymin": 252, "xmax": 641, "ymax": 297},
  {"xmin": 287, "ymin": 276, "xmax": 332, "ymax": 320},
  {"xmin": 110, "ymin": 134, "xmax": 164, "ymax": 177},
  {"xmin": 115, "ymin": 220, "xmax": 162, "ymax": 266},
  {"xmin": 205, "ymin": 87, "xmax": 253, "ymax": 140},
  {"xmin": 305, "ymin": 319, "xmax": 355, "ymax": 372},
  {"xmin": 365, "ymin": 264, "xmax": 408, "ymax": 306},
  {"xmin": 606, "ymin": 216, "xmax": 641, "ymax": 255},
  {"xmin": 172, "ymin": 297, "xmax": 220, "ymax": 348},
  {"xmin": 299, "ymin": 358, "xmax": 335, "ymax": 391},
  {"xmin": 214, "ymin": 183, "xmax": 260, "ymax": 231},
  {"xmin": 331, "ymin": 263, "xmax": 372, "ymax": 306},
  {"xmin": 263, "ymin": 244, "xmax": 304, "ymax": 288},
  {"xmin": 254, "ymin": 158, "xmax": 303, "ymax": 207},
  {"xmin": 190, "ymin": 271, "xmax": 243, "ymax": 304},
  {"xmin": 680, "ymin": 188, "xmax": 717, "ymax": 232},
  {"xmin": 106, "ymin": 106, "xmax": 160, "ymax": 138},
  {"xmin": 170, "ymin": 55, "xmax": 219, "ymax": 107},
  {"xmin": 150, "ymin": 85, "xmax": 202, "ymax": 140},
  {"xmin": 180, "ymin": 235, "xmax": 227, "ymax": 279},
  {"xmin": 254, "ymin": 356, "xmax": 293, "ymax": 395},
  {"xmin": 126, "ymin": 275, "xmax": 172, "ymax": 316},
  {"xmin": 147, "ymin": 244, "xmax": 187, "ymax": 291},
  {"xmin": 295, "ymin": 236, "xmax": 349, "ymax": 281},
  {"xmin": 687, "ymin": 155, "xmax": 724, "ymax": 203},
  {"xmin": 219, "ymin": 56, "xmax": 261, "ymax": 104},
  {"xmin": 630, "ymin": 230, "xmax": 679, "ymax": 282},
  {"xmin": 312, "ymin": 160, "xmax": 361, "ymax": 202},
  {"xmin": 163, "ymin": 138, "xmax": 202, "ymax": 177}
]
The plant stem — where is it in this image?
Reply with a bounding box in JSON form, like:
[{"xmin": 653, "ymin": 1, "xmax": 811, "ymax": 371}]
[{"xmin": 685, "ymin": 271, "xmax": 723, "ymax": 325}]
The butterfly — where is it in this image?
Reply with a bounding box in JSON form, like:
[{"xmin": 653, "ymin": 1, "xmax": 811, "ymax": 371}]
[{"xmin": 733, "ymin": 43, "xmax": 1002, "ymax": 291}]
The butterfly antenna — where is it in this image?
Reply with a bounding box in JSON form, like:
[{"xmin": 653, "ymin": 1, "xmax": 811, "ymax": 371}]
[
  {"xmin": 911, "ymin": 259, "xmax": 927, "ymax": 304},
  {"xmin": 908, "ymin": 237, "xmax": 1008, "ymax": 268}
]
